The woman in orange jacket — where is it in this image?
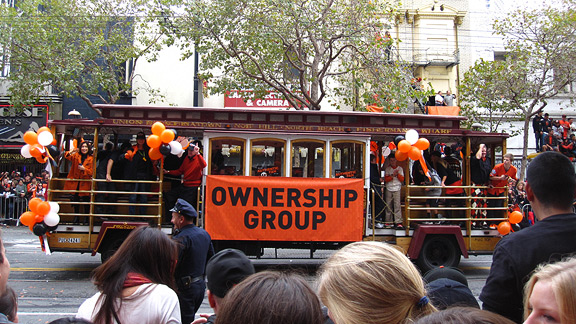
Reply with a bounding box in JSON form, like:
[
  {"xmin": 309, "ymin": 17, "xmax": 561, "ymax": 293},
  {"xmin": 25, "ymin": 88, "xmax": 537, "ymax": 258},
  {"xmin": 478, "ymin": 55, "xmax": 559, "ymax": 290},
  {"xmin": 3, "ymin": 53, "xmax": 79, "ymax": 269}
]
[{"xmin": 64, "ymin": 141, "xmax": 94, "ymax": 216}]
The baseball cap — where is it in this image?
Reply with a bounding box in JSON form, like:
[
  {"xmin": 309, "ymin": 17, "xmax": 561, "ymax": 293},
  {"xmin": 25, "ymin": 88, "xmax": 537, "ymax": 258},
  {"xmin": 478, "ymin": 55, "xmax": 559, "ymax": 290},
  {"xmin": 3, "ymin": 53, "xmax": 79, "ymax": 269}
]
[
  {"xmin": 426, "ymin": 278, "xmax": 479, "ymax": 310},
  {"xmin": 206, "ymin": 248, "xmax": 255, "ymax": 298},
  {"xmin": 170, "ymin": 198, "xmax": 198, "ymax": 219},
  {"xmin": 423, "ymin": 266, "xmax": 478, "ymax": 310},
  {"xmin": 423, "ymin": 266, "xmax": 468, "ymax": 286}
]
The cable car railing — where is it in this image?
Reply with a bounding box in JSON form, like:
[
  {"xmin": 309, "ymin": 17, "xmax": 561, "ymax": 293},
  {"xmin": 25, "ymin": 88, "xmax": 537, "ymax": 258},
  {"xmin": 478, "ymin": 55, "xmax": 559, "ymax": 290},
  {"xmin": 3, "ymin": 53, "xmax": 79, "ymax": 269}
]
[{"xmin": 367, "ymin": 185, "xmax": 510, "ymax": 247}]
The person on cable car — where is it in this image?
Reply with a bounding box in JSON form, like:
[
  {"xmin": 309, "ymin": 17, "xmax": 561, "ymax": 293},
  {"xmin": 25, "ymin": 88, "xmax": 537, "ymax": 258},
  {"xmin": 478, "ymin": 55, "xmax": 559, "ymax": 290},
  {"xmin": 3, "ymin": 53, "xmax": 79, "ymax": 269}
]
[
  {"xmin": 64, "ymin": 141, "xmax": 94, "ymax": 218},
  {"xmin": 124, "ymin": 132, "xmax": 156, "ymax": 216},
  {"xmin": 384, "ymin": 155, "xmax": 404, "ymax": 229}
]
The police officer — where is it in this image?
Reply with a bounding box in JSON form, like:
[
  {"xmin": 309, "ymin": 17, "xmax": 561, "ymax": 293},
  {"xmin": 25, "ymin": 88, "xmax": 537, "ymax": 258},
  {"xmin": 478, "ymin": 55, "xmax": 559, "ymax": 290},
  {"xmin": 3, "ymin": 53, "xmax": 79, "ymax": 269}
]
[{"xmin": 170, "ymin": 198, "xmax": 214, "ymax": 324}]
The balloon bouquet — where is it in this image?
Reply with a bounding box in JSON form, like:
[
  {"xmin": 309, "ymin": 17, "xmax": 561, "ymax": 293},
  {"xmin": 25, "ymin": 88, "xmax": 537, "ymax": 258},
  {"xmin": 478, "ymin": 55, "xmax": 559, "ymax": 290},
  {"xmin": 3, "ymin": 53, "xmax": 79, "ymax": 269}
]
[
  {"xmin": 387, "ymin": 129, "xmax": 431, "ymax": 179},
  {"xmin": 19, "ymin": 127, "xmax": 63, "ymax": 253},
  {"xmin": 20, "ymin": 127, "xmax": 59, "ymax": 165},
  {"xmin": 145, "ymin": 122, "xmax": 189, "ymax": 161},
  {"xmin": 19, "ymin": 198, "xmax": 61, "ymax": 254},
  {"xmin": 19, "ymin": 198, "xmax": 60, "ymax": 235}
]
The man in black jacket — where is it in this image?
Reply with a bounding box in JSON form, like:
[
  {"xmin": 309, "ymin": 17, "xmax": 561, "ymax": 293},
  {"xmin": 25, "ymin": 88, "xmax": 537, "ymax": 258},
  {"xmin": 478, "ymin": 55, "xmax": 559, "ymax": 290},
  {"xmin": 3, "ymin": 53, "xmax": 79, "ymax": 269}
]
[
  {"xmin": 479, "ymin": 152, "xmax": 576, "ymax": 323},
  {"xmin": 532, "ymin": 111, "xmax": 543, "ymax": 152}
]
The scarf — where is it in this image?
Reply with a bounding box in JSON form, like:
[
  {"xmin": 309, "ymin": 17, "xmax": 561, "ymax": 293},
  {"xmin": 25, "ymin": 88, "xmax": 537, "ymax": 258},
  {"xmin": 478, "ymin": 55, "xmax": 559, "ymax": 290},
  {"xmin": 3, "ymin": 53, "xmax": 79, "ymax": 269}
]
[{"xmin": 123, "ymin": 272, "xmax": 152, "ymax": 288}]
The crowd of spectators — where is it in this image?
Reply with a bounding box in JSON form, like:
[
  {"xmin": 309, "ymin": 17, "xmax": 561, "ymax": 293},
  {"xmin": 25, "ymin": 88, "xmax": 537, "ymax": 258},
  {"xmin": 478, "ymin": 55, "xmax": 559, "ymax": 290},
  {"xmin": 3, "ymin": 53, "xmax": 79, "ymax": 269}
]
[
  {"xmin": 0, "ymin": 170, "xmax": 50, "ymax": 220},
  {"xmin": 533, "ymin": 112, "xmax": 576, "ymax": 158}
]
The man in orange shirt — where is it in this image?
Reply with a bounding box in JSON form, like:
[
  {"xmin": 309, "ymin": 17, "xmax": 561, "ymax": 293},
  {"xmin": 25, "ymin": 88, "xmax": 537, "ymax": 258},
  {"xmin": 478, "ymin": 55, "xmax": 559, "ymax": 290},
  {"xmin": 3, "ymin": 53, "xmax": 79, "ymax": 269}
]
[
  {"xmin": 488, "ymin": 153, "xmax": 517, "ymax": 220},
  {"xmin": 559, "ymin": 114, "xmax": 570, "ymax": 139}
]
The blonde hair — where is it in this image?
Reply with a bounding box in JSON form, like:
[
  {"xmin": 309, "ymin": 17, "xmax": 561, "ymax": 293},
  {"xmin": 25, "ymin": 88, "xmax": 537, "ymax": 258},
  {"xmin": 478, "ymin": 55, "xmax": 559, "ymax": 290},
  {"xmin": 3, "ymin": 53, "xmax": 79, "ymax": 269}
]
[
  {"xmin": 524, "ymin": 256, "xmax": 576, "ymax": 323},
  {"xmin": 318, "ymin": 242, "xmax": 436, "ymax": 324}
]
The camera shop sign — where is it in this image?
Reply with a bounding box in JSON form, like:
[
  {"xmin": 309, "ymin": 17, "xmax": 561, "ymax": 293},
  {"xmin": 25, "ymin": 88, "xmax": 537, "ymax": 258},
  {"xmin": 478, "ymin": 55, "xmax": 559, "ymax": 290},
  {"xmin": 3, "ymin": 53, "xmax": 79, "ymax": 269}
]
[
  {"xmin": 224, "ymin": 90, "xmax": 291, "ymax": 108},
  {"xmin": 0, "ymin": 105, "xmax": 48, "ymax": 148}
]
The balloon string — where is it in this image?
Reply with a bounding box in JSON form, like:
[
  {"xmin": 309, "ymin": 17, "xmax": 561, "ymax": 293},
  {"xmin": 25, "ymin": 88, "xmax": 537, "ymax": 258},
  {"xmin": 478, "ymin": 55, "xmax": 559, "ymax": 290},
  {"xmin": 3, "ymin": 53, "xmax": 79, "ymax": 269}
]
[
  {"xmin": 419, "ymin": 154, "xmax": 430, "ymax": 181},
  {"xmin": 42, "ymin": 235, "xmax": 52, "ymax": 255}
]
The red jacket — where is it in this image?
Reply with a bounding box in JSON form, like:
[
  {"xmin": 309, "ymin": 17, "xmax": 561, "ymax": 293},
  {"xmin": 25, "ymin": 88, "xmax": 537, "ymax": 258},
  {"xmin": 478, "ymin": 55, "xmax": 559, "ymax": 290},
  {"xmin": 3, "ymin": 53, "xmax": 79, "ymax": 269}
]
[{"xmin": 166, "ymin": 154, "xmax": 207, "ymax": 187}]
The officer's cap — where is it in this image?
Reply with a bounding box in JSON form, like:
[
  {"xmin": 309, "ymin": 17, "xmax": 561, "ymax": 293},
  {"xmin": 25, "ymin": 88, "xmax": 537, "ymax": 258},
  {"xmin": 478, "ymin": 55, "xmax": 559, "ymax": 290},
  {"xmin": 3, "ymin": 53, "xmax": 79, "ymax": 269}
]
[{"xmin": 170, "ymin": 198, "xmax": 198, "ymax": 219}]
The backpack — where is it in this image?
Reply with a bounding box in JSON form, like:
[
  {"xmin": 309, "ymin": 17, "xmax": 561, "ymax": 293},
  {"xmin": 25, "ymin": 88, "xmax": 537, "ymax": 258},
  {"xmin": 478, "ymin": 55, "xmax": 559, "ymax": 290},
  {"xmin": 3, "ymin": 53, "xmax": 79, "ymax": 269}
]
[{"xmin": 428, "ymin": 169, "xmax": 442, "ymax": 186}]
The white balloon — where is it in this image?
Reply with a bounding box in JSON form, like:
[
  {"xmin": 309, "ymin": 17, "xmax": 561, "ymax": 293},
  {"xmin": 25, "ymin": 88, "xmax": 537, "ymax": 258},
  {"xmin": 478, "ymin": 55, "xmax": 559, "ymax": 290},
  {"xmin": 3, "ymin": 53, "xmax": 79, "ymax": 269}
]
[
  {"xmin": 405, "ymin": 129, "xmax": 419, "ymax": 145},
  {"xmin": 382, "ymin": 147, "xmax": 391, "ymax": 157},
  {"xmin": 44, "ymin": 212, "xmax": 60, "ymax": 227},
  {"xmin": 37, "ymin": 131, "xmax": 54, "ymax": 146},
  {"xmin": 48, "ymin": 201, "xmax": 60, "ymax": 214},
  {"xmin": 21, "ymin": 144, "xmax": 33, "ymax": 158},
  {"xmin": 169, "ymin": 141, "xmax": 183, "ymax": 155}
]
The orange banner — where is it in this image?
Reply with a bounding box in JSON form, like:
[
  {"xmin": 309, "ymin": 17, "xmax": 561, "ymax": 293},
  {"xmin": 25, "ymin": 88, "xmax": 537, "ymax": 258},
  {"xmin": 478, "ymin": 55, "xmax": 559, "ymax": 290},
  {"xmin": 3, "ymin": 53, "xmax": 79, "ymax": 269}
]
[
  {"xmin": 427, "ymin": 106, "xmax": 460, "ymax": 116},
  {"xmin": 205, "ymin": 175, "xmax": 364, "ymax": 242}
]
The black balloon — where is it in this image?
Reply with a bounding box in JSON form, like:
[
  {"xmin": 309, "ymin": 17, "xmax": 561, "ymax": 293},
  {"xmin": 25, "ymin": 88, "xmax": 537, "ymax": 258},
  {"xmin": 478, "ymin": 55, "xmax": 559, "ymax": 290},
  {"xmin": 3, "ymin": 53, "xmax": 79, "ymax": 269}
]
[
  {"xmin": 46, "ymin": 224, "xmax": 59, "ymax": 232},
  {"xmin": 46, "ymin": 145, "xmax": 60, "ymax": 158},
  {"xmin": 159, "ymin": 143, "xmax": 171, "ymax": 155},
  {"xmin": 394, "ymin": 135, "xmax": 405, "ymax": 147},
  {"xmin": 33, "ymin": 223, "xmax": 48, "ymax": 236}
]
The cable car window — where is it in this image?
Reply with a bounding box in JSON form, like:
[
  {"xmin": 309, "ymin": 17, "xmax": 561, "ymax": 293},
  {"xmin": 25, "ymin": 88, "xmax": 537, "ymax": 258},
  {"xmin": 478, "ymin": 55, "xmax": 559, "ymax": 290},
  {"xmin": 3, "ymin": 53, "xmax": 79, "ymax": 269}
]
[
  {"xmin": 209, "ymin": 137, "xmax": 245, "ymax": 175},
  {"xmin": 251, "ymin": 139, "xmax": 285, "ymax": 177},
  {"xmin": 291, "ymin": 140, "xmax": 325, "ymax": 178},
  {"xmin": 331, "ymin": 141, "xmax": 364, "ymax": 179}
]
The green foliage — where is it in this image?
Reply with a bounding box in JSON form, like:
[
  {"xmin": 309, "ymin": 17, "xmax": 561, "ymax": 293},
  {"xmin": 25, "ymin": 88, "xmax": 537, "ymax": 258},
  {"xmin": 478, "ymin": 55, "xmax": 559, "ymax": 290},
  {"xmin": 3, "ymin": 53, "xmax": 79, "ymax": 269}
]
[
  {"xmin": 0, "ymin": 0, "xmax": 169, "ymax": 114},
  {"xmin": 459, "ymin": 59, "xmax": 523, "ymax": 135},
  {"xmin": 166, "ymin": 0, "xmax": 420, "ymax": 111}
]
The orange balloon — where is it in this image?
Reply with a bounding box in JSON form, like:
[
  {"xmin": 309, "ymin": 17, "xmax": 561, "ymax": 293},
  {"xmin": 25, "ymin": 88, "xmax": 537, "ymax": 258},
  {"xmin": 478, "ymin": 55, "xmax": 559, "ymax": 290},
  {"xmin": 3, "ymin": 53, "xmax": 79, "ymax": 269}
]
[
  {"xmin": 151, "ymin": 122, "xmax": 166, "ymax": 136},
  {"xmin": 19, "ymin": 211, "xmax": 36, "ymax": 226},
  {"xmin": 35, "ymin": 156, "xmax": 48, "ymax": 164},
  {"xmin": 388, "ymin": 142, "xmax": 396, "ymax": 150},
  {"xmin": 23, "ymin": 131, "xmax": 38, "ymax": 145},
  {"xmin": 51, "ymin": 138, "xmax": 57, "ymax": 145},
  {"xmin": 29, "ymin": 198, "xmax": 43, "ymax": 214},
  {"xmin": 160, "ymin": 129, "xmax": 175, "ymax": 144},
  {"xmin": 29, "ymin": 144, "xmax": 43, "ymax": 158},
  {"xmin": 419, "ymin": 154, "xmax": 429, "ymax": 178},
  {"xmin": 146, "ymin": 134, "xmax": 162, "ymax": 148},
  {"xmin": 408, "ymin": 146, "xmax": 421, "ymax": 161},
  {"xmin": 37, "ymin": 201, "xmax": 51, "ymax": 216},
  {"xmin": 397, "ymin": 140, "xmax": 411, "ymax": 153},
  {"xmin": 37, "ymin": 126, "xmax": 51, "ymax": 134},
  {"xmin": 509, "ymin": 211, "xmax": 523, "ymax": 224},
  {"xmin": 35, "ymin": 214, "xmax": 44, "ymax": 223},
  {"xmin": 415, "ymin": 138, "xmax": 430, "ymax": 150},
  {"xmin": 497, "ymin": 221, "xmax": 511, "ymax": 235},
  {"xmin": 149, "ymin": 147, "xmax": 163, "ymax": 161},
  {"xmin": 395, "ymin": 150, "xmax": 408, "ymax": 161}
]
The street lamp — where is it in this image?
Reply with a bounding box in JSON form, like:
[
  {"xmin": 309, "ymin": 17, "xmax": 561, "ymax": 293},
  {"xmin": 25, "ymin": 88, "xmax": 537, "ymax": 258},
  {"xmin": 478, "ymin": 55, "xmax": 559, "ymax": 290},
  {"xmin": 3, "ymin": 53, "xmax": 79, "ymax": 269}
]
[
  {"xmin": 68, "ymin": 109, "xmax": 81, "ymax": 119},
  {"xmin": 471, "ymin": 123, "xmax": 483, "ymax": 131}
]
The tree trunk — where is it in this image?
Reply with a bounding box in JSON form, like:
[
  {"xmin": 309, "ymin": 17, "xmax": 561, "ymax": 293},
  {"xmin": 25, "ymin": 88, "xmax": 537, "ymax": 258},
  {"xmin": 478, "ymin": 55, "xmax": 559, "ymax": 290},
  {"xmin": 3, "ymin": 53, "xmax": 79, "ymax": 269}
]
[{"xmin": 519, "ymin": 113, "xmax": 531, "ymax": 182}]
